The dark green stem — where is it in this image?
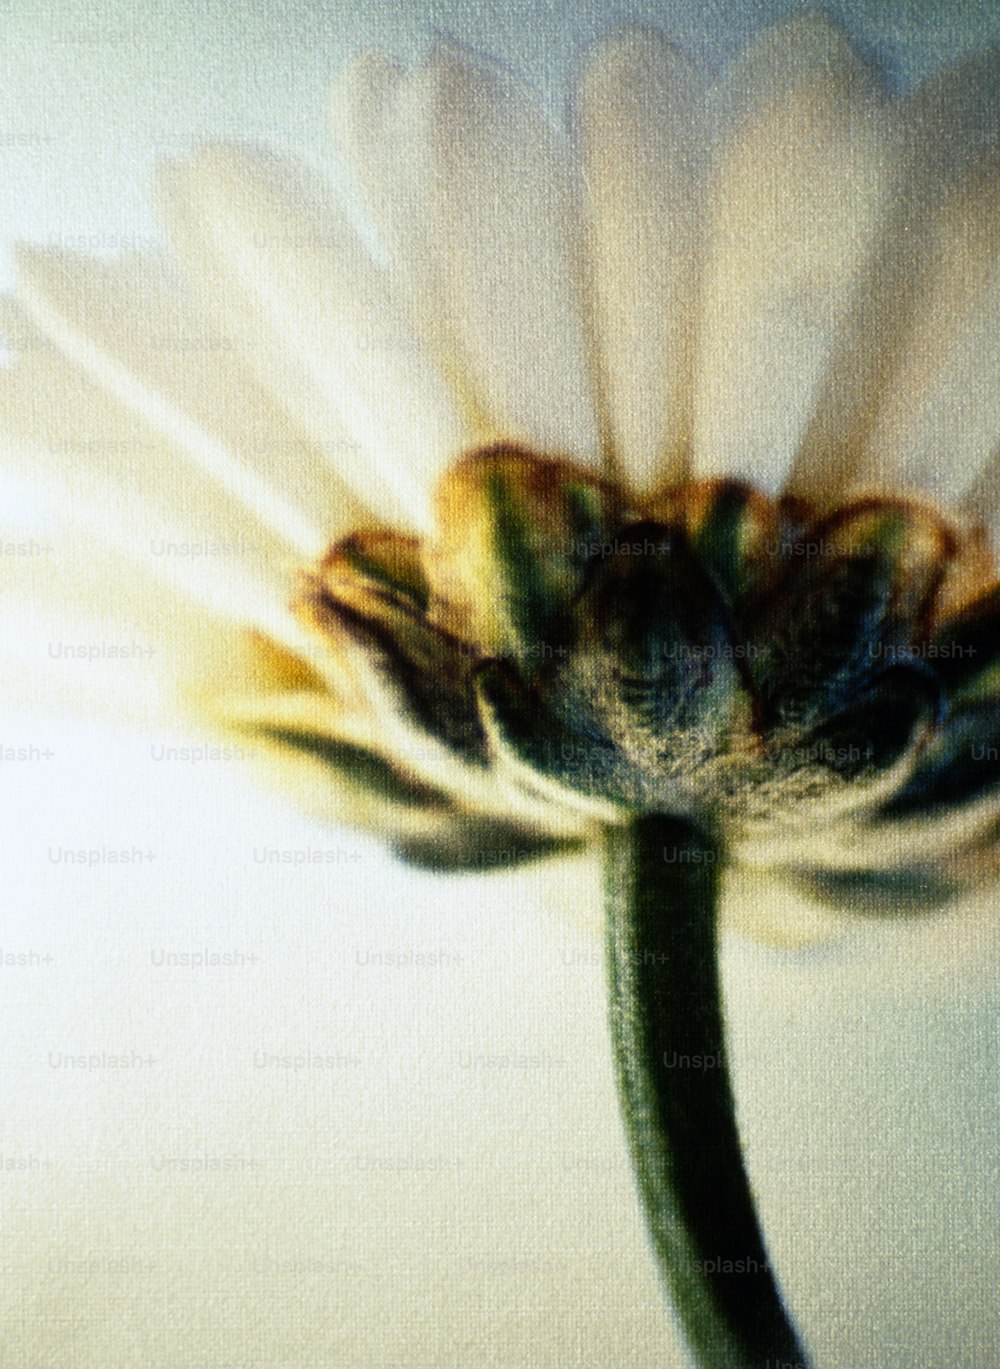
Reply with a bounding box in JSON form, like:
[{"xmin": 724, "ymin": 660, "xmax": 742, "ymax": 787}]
[{"xmin": 605, "ymin": 813, "xmax": 809, "ymax": 1369}]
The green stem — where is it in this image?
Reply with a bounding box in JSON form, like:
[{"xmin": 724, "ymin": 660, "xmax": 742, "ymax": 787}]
[{"xmin": 605, "ymin": 813, "xmax": 809, "ymax": 1369}]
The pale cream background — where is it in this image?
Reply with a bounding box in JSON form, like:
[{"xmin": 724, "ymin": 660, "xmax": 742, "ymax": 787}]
[{"xmin": 1, "ymin": 2, "xmax": 999, "ymax": 1366}]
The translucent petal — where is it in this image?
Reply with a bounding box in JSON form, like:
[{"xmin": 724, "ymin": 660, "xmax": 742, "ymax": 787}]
[
  {"xmin": 0, "ymin": 321, "xmax": 313, "ymax": 596},
  {"xmin": 0, "ymin": 468, "xmax": 303, "ymax": 660},
  {"xmin": 331, "ymin": 44, "xmax": 601, "ymax": 465},
  {"xmin": 578, "ymin": 27, "xmax": 706, "ymax": 491},
  {"xmin": 12, "ymin": 250, "xmax": 336, "ymax": 558},
  {"xmin": 0, "ymin": 603, "xmax": 183, "ymax": 731},
  {"xmin": 861, "ymin": 164, "xmax": 1000, "ymax": 508},
  {"xmin": 0, "ymin": 520, "xmax": 291, "ymax": 734},
  {"xmin": 720, "ymin": 864, "xmax": 845, "ymax": 949},
  {"xmin": 692, "ymin": 14, "xmax": 894, "ymax": 496},
  {"xmin": 809, "ymin": 50, "xmax": 1000, "ymax": 503},
  {"xmin": 157, "ymin": 145, "xmax": 471, "ymax": 532}
]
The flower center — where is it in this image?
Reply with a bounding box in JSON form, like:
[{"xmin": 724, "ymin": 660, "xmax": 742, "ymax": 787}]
[{"xmin": 287, "ymin": 445, "xmax": 996, "ymax": 842}]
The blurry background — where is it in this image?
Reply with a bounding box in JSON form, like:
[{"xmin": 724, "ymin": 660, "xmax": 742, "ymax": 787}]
[{"xmin": 1, "ymin": 1, "xmax": 999, "ymax": 1366}]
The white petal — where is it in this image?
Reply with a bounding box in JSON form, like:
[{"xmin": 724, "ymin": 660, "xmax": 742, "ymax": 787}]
[
  {"xmin": 790, "ymin": 50, "xmax": 1000, "ymax": 504},
  {"xmin": 1, "ymin": 320, "xmax": 299, "ymax": 581},
  {"xmin": 578, "ymin": 27, "xmax": 706, "ymax": 492},
  {"xmin": 1, "ymin": 461, "xmax": 301, "ymax": 654},
  {"xmin": 328, "ymin": 48, "xmax": 407, "ymax": 266},
  {"xmin": 0, "ymin": 339, "xmax": 312, "ymax": 660},
  {"xmin": 157, "ymin": 145, "xmax": 471, "ymax": 532},
  {"xmin": 332, "ymin": 45, "xmax": 601, "ymax": 465},
  {"xmin": 838, "ymin": 53, "xmax": 1000, "ymax": 506},
  {"xmin": 0, "ymin": 504, "xmax": 299, "ymax": 735},
  {"xmin": 13, "ymin": 249, "xmax": 338, "ymax": 559},
  {"xmin": 720, "ymin": 865, "xmax": 842, "ymax": 949},
  {"xmin": 863, "ymin": 165, "xmax": 1000, "ymax": 508},
  {"xmin": 0, "ymin": 460, "xmax": 329, "ymax": 753},
  {"xmin": 902, "ymin": 49, "xmax": 1000, "ymax": 198},
  {"xmin": 692, "ymin": 14, "xmax": 894, "ymax": 496}
]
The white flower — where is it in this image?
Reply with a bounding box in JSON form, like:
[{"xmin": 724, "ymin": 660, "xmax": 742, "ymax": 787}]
[
  {"xmin": 1, "ymin": 15, "xmax": 998, "ymax": 1368},
  {"xmin": 6, "ymin": 15, "xmax": 1000, "ymax": 942}
]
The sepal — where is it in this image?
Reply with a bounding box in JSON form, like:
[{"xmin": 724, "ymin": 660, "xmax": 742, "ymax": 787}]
[
  {"xmin": 879, "ymin": 697, "xmax": 1000, "ymax": 816},
  {"xmin": 644, "ymin": 478, "xmax": 780, "ymax": 605},
  {"xmin": 427, "ymin": 444, "xmax": 621, "ymax": 668},
  {"xmin": 929, "ymin": 584, "xmax": 1000, "ymax": 703},
  {"xmin": 748, "ymin": 497, "xmax": 954, "ymax": 727},
  {"xmin": 297, "ymin": 529, "xmax": 486, "ymax": 759}
]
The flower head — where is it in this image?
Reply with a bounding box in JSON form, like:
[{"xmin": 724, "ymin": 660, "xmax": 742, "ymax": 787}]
[
  {"xmin": 4, "ymin": 13, "xmax": 1000, "ymax": 928},
  {"xmin": 253, "ymin": 443, "xmax": 998, "ymax": 919}
]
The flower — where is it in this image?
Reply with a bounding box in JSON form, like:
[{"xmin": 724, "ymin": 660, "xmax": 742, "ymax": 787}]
[
  {"xmin": 3, "ymin": 12, "xmax": 999, "ymax": 1369},
  {"xmin": 4, "ymin": 12, "xmax": 1000, "ymax": 931},
  {"xmin": 286, "ymin": 439, "xmax": 1000, "ymax": 906}
]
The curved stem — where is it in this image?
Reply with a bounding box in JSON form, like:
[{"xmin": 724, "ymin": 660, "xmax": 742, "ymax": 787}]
[{"xmin": 605, "ymin": 813, "xmax": 809, "ymax": 1369}]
